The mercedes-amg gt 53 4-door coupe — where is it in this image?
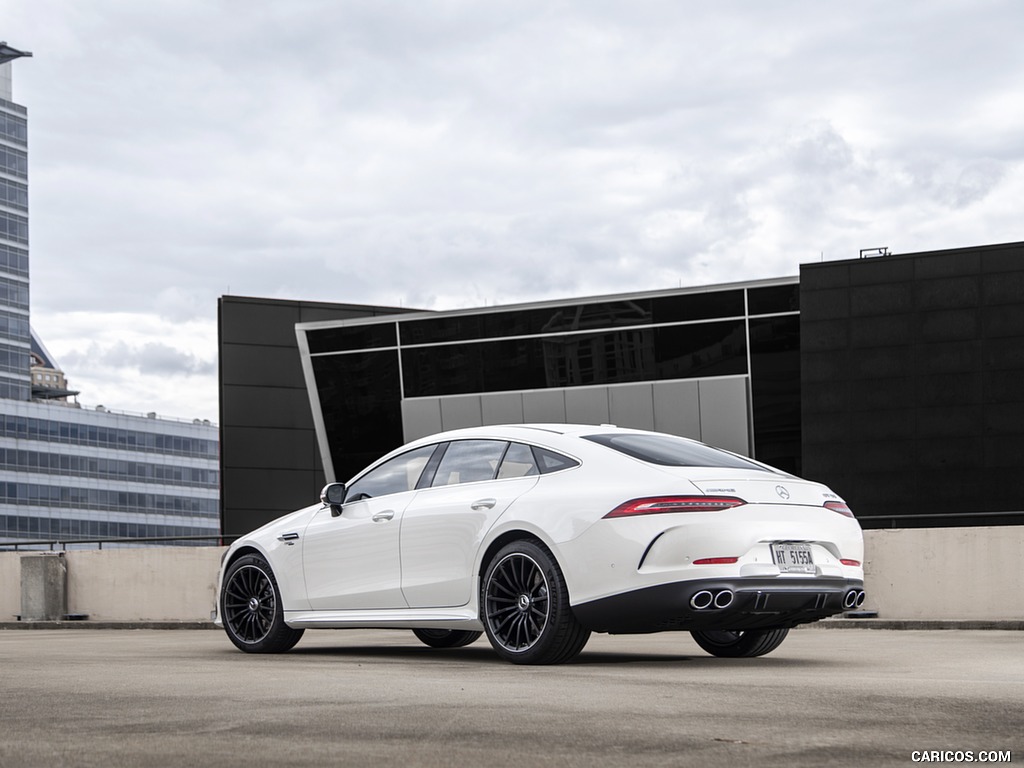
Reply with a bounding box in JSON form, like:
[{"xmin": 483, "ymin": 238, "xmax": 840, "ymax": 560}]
[{"xmin": 216, "ymin": 424, "xmax": 865, "ymax": 664}]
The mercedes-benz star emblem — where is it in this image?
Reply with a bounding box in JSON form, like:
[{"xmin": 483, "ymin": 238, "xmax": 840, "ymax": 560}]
[{"xmin": 775, "ymin": 485, "xmax": 790, "ymax": 500}]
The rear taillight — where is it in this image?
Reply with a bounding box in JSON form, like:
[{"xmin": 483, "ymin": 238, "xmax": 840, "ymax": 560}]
[
  {"xmin": 825, "ymin": 501, "xmax": 854, "ymax": 518},
  {"xmin": 604, "ymin": 496, "xmax": 746, "ymax": 518}
]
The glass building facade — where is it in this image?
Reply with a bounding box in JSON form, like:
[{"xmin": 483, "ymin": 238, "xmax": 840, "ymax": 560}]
[
  {"xmin": 0, "ymin": 46, "xmax": 221, "ymax": 547},
  {"xmin": 296, "ymin": 279, "xmax": 802, "ymax": 486}
]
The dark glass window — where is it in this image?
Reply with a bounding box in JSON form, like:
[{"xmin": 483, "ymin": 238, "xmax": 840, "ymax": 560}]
[
  {"xmin": 345, "ymin": 444, "xmax": 437, "ymax": 501},
  {"xmin": 533, "ymin": 447, "xmax": 580, "ymax": 474},
  {"xmin": 497, "ymin": 443, "xmax": 540, "ymax": 479},
  {"xmin": 748, "ymin": 284, "xmax": 800, "ymax": 315},
  {"xmin": 306, "ymin": 323, "xmax": 397, "ymax": 354},
  {"xmin": 749, "ymin": 316, "xmax": 802, "ymax": 474},
  {"xmin": 431, "ymin": 440, "xmax": 507, "ymax": 486},
  {"xmin": 313, "ymin": 351, "xmax": 403, "ymax": 482},
  {"xmin": 653, "ymin": 320, "xmax": 747, "ymax": 379},
  {"xmin": 583, "ymin": 433, "xmax": 773, "ymax": 471},
  {"xmin": 651, "ymin": 290, "xmax": 744, "ymax": 323},
  {"xmin": 399, "ymin": 300, "xmax": 655, "ymax": 346}
]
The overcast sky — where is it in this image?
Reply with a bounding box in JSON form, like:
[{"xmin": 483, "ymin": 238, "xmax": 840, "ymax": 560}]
[{"xmin": 6, "ymin": 0, "xmax": 1024, "ymax": 422}]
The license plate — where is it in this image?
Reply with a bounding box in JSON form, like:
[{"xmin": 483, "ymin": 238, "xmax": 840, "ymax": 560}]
[{"xmin": 772, "ymin": 542, "xmax": 815, "ymax": 573}]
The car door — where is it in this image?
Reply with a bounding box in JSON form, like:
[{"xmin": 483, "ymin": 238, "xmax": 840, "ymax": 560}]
[
  {"xmin": 301, "ymin": 444, "xmax": 437, "ymax": 610},
  {"xmin": 400, "ymin": 440, "xmax": 540, "ymax": 608}
]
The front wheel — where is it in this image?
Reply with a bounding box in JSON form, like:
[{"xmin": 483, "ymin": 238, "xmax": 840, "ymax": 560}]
[
  {"xmin": 690, "ymin": 628, "xmax": 789, "ymax": 658},
  {"xmin": 221, "ymin": 553, "xmax": 304, "ymax": 653},
  {"xmin": 481, "ymin": 539, "xmax": 590, "ymax": 665},
  {"xmin": 412, "ymin": 628, "xmax": 483, "ymax": 648}
]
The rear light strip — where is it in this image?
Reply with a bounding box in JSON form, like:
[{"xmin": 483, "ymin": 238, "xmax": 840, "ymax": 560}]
[
  {"xmin": 605, "ymin": 496, "xmax": 746, "ymax": 518},
  {"xmin": 840, "ymin": 559, "xmax": 861, "ymax": 567},
  {"xmin": 693, "ymin": 557, "xmax": 739, "ymax": 565},
  {"xmin": 825, "ymin": 501, "xmax": 855, "ymax": 518}
]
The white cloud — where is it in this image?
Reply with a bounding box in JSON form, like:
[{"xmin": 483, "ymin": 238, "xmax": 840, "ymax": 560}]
[{"xmin": 7, "ymin": 0, "xmax": 1024, "ymax": 421}]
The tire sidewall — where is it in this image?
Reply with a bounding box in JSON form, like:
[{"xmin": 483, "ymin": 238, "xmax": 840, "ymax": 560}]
[
  {"xmin": 221, "ymin": 553, "xmax": 298, "ymax": 653},
  {"xmin": 481, "ymin": 539, "xmax": 575, "ymax": 664}
]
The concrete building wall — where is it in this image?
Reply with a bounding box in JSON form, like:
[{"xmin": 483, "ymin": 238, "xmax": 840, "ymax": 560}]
[
  {"xmin": 401, "ymin": 376, "xmax": 751, "ymax": 457},
  {"xmin": 2, "ymin": 528, "xmax": 1022, "ymax": 622}
]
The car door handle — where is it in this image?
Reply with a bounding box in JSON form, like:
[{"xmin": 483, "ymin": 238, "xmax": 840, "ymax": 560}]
[
  {"xmin": 471, "ymin": 498, "xmax": 497, "ymax": 510},
  {"xmin": 372, "ymin": 510, "xmax": 395, "ymax": 522}
]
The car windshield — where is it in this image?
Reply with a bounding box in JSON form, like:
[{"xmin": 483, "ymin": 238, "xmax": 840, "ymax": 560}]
[{"xmin": 582, "ymin": 433, "xmax": 773, "ymax": 472}]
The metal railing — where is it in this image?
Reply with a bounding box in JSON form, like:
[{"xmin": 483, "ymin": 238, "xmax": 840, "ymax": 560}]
[{"xmin": 0, "ymin": 534, "xmax": 241, "ymax": 551}]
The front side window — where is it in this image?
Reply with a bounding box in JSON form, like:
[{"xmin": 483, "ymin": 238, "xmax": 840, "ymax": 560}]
[
  {"xmin": 431, "ymin": 440, "xmax": 507, "ymax": 487},
  {"xmin": 582, "ymin": 433, "xmax": 772, "ymax": 472},
  {"xmin": 346, "ymin": 444, "xmax": 438, "ymax": 502}
]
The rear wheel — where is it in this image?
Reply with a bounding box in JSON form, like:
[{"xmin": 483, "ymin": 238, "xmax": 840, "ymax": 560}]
[
  {"xmin": 412, "ymin": 628, "xmax": 482, "ymax": 648},
  {"xmin": 690, "ymin": 628, "xmax": 789, "ymax": 658},
  {"xmin": 221, "ymin": 553, "xmax": 304, "ymax": 653},
  {"xmin": 481, "ymin": 539, "xmax": 590, "ymax": 665}
]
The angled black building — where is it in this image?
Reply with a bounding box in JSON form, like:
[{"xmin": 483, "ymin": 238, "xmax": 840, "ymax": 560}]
[{"xmin": 219, "ymin": 241, "xmax": 1024, "ymax": 537}]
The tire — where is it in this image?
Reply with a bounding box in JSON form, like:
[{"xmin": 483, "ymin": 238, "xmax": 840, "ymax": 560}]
[
  {"xmin": 481, "ymin": 539, "xmax": 590, "ymax": 665},
  {"xmin": 412, "ymin": 628, "xmax": 483, "ymax": 648},
  {"xmin": 221, "ymin": 553, "xmax": 304, "ymax": 653},
  {"xmin": 690, "ymin": 628, "xmax": 790, "ymax": 658}
]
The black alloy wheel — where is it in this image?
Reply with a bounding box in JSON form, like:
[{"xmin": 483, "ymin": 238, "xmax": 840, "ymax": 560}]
[
  {"xmin": 412, "ymin": 628, "xmax": 483, "ymax": 648},
  {"xmin": 221, "ymin": 553, "xmax": 304, "ymax": 653},
  {"xmin": 481, "ymin": 539, "xmax": 590, "ymax": 665},
  {"xmin": 689, "ymin": 627, "xmax": 790, "ymax": 658}
]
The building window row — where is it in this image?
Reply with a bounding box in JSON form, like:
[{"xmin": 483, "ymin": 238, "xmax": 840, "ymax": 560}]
[
  {"xmin": 0, "ymin": 415, "xmax": 219, "ymax": 458},
  {"xmin": 0, "ymin": 448, "xmax": 220, "ymax": 488},
  {"xmin": 0, "ymin": 276, "xmax": 28, "ymax": 310},
  {"xmin": 0, "ymin": 514, "xmax": 218, "ymax": 543},
  {"xmin": 0, "ymin": 481, "xmax": 219, "ymax": 517},
  {"xmin": 0, "ymin": 177, "xmax": 27, "ymax": 211},
  {"xmin": 0, "ymin": 211, "xmax": 28, "ymax": 245},
  {"xmin": 0, "ymin": 309, "xmax": 29, "ymax": 341},
  {"xmin": 0, "ymin": 381, "xmax": 30, "ymax": 401},
  {"xmin": 0, "ymin": 346, "xmax": 30, "ymax": 374},
  {"xmin": 0, "ymin": 112, "xmax": 28, "ymax": 145},
  {"xmin": 0, "ymin": 243, "xmax": 28, "ymax": 276},
  {"xmin": 392, "ymin": 319, "xmax": 749, "ymax": 397},
  {"xmin": 0, "ymin": 145, "xmax": 27, "ymax": 179}
]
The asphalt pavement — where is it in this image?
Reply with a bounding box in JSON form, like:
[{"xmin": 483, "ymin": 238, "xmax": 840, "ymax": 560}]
[{"xmin": 1, "ymin": 628, "xmax": 1020, "ymax": 767}]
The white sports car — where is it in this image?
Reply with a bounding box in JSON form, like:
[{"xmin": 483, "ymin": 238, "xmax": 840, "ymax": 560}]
[{"xmin": 215, "ymin": 424, "xmax": 865, "ymax": 664}]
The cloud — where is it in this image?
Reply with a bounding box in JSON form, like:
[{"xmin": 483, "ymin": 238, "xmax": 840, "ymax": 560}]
[
  {"xmin": 8, "ymin": 0, "xmax": 1024, "ymax": 421},
  {"xmin": 61, "ymin": 341, "xmax": 214, "ymax": 377}
]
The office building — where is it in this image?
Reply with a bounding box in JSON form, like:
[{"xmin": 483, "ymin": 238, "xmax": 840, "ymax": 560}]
[{"xmin": 0, "ymin": 43, "xmax": 220, "ymax": 546}]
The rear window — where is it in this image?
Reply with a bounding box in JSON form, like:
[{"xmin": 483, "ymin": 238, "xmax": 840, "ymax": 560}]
[{"xmin": 582, "ymin": 433, "xmax": 771, "ymax": 472}]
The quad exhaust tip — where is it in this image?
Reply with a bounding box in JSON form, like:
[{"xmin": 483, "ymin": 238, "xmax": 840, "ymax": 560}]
[
  {"xmin": 843, "ymin": 590, "xmax": 867, "ymax": 610},
  {"xmin": 690, "ymin": 590, "xmax": 734, "ymax": 610}
]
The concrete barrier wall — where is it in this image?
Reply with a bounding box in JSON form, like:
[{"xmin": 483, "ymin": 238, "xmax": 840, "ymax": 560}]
[
  {"xmin": 861, "ymin": 526, "xmax": 1024, "ymax": 620},
  {"xmin": 1, "ymin": 527, "xmax": 1022, "ymax": 622},
  {"xmin": 0, "ymin": 551, "xmax": 20, "ymax": 619}
]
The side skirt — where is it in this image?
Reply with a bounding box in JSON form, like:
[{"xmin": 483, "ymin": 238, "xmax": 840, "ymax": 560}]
[{"xmin": 284, "ymin": 606, "xmax": 483, "ymax": 631}]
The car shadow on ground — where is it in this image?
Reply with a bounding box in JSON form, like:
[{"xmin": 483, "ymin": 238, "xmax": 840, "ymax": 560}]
[{"xmin": 273, "ymin": 642, "xmax": 836, "ymax": 668}]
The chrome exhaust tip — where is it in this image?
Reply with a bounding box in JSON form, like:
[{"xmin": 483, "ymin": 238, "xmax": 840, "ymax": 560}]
[
  {"xmin": 690, "ymin": 590, "xmax": 714, "ymax": 610},
  {"xmin": 843, "ymin": 590, "xmax": 859, "ymax": 610},
  {"xmin": 855, "ymin": 590, "xmax": 866, "ymax": 608},
  {"xmin": 713, "ymin": 590, "xmax": 734, "ymax": 609}
]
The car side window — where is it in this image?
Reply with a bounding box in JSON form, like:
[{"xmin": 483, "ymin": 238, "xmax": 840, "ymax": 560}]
[
  {"xmin": 345, "ymin": 444, "xmax": 438, "ymax": 502},
  {"xmin": 496, "ymin": 442, "xmax": 540, "ymax": 479},
  {"xmin": 431, "ymin": 440, "xmax": 508, "ymax": 487},
  {"xmin": 534, "ymin": 447, "xmax": 580, "ymax": 474}
]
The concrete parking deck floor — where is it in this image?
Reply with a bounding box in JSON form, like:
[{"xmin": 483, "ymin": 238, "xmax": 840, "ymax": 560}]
[{"xmin": 1, "ymin": 628, "xmax": 1020, "ymax": 767}]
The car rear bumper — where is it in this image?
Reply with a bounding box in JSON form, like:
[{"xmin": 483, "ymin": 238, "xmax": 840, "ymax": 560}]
[{"xmin": 571, "ymin": 576, "xmax": 865, "ymax": 634}]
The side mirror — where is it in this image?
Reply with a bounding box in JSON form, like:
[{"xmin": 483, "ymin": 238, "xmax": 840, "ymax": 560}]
[{"xmin": 320, "ymin": 483, "xmax": 346, "ymax": 517}]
